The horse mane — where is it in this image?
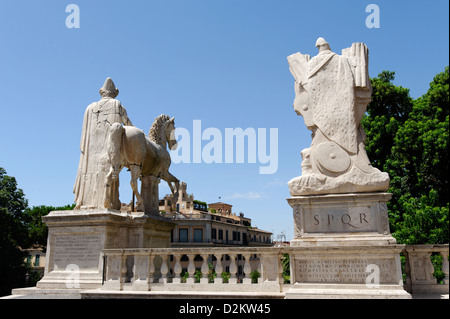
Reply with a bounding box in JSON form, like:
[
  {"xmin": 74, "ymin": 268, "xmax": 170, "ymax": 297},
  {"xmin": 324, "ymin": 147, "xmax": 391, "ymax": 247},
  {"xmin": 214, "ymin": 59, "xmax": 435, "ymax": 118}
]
[{"xmin": 148, "ymin": 114, "xmax": 170, "ymax": 145}]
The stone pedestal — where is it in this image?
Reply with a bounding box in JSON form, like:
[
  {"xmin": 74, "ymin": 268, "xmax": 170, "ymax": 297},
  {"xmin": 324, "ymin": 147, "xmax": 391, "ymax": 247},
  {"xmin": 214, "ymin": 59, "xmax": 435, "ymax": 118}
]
[
  {"xmin": 287, "ymin": 192, "xmax": 396, "ymax": 247},
  {"xmin": 36, "ymin": 209, "xmax": 174, "ymax": 290},
  {"xmin": 284, "ymin": 245, "xmax": 410, "ymax": 299},
  {"xmin": 285, "ymin": 192, "xmax": 410, "ymax": 298}
]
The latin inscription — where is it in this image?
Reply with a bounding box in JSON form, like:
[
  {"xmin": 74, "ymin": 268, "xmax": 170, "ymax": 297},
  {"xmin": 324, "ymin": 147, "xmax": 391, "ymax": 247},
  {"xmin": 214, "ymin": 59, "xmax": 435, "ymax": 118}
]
[
  {"xmin": 295, "ymin": 258, "xmax": 396, "ymax": 284},
  {"xmin": 313, "ymin": 212, "xmax": 369, "ymax": 227},
  {"xmin": 53, "ymin": 234, "xmax": 102, "ymax": 270},
  {"xmin": 304, "ymin": 206, "xmax": 376, "ymax": 233}
]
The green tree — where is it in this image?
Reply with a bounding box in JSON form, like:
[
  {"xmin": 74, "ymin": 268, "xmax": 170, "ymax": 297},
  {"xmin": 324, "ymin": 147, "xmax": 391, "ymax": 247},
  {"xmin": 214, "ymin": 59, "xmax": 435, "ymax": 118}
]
[
  {"xmin": 363, "ymin": 67, "xmax": 449, "ymax": 244},
  {"xmin": 393, "ymin": 190, "xmax": 449, "ymax": 244},
  {"xmin": 25, "ymin": 204, "xmax": 75, "ymax": 249},
  {"xmin": 362, "ymin": 70, "xmax": 413, "ymax": 171},
  {"xmin": 0, "ymin": 167, "xmax": 30, "ymax": 296},
  {"xmin": 0, "ymin": 168, "xmax": 75, "ymax": 295},
  {"xmin": 388, "ymin": 67, "xmax": 449, "ymax": 207}
]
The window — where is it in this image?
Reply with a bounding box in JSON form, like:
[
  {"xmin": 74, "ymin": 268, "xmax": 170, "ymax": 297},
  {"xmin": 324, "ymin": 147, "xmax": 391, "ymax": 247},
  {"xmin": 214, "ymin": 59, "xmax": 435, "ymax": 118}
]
[
  {"xmin": 179, "ymin": 228, "xmax": 188, "ymax": 242},
  {"xmin": 34, "ymin": 254, "xmax": 40, "ymax": 267},
  {"xmin": 194, "ymin": 228, "xmax": 203, "ymax": 243},
  {"xmin": 218, "ymin": 229, "xmax": 223, "ymax": 240},
  {"xmin": 212, "ymin": 228, "xmax": 217, "ymax": 240}
]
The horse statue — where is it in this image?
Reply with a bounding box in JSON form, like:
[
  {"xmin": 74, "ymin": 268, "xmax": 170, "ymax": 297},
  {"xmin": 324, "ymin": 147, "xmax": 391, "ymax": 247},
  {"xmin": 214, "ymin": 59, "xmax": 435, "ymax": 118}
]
[{"xmin": 104, "ymin": 114, "xmax": 180, "ymax": 212}]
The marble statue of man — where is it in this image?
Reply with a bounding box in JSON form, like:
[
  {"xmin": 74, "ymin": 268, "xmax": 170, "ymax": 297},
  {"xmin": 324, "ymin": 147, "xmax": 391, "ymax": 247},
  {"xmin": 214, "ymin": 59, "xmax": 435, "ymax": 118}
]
[
  {"xmin": 73, "ymin": 78, "xmax": 133, "ymax": 210},
  {"xmin": 287, "ymin": 38, "xmax": 389, "ymax": 195}
]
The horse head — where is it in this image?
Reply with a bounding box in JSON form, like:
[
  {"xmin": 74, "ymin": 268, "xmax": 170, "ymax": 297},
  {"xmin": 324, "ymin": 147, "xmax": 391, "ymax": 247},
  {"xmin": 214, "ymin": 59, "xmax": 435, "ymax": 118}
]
[
  {"xmin": 149, "ymin": 114, "xmax": 177, "ymax": 150},
  {"xmin": 165, "ymin": 117, "xmax": 178, "ymax": 151}
]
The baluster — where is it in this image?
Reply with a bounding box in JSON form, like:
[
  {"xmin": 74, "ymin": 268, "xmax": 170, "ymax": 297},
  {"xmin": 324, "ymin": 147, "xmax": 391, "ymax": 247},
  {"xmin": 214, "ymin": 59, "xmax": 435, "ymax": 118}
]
[
  {"xmin": 441, "ymin": 250, "xmax": 449, "ymax": 285},
  {"xmin": 186, "ymin": 254, "xmax": 196, "ymax": 284},
  {"xmin": 149, "ymin": 254, "xmax": 156, "ymax": 284},
  {"xmin": 214, "ymin": 253, "xmax": 223, "ymax": 284},
  {"xmin": 200, "ymin": 254, "xmax": 209, "ymax": 284},
  {"xmin": 172, "ymin": 253, "xmax": 182, "ymax": 284},
  {"xmin": 120, "ymin": 253, "xmax": 128, "ymax": 285},
  {"xmin": 278, "ymin": 252, "xmax": 284, "ymax": 285},
  {"xmin": 160, "ymin": 254, "xmax": 169, "ymax": 284},
  {"xmin": 242, "ymin": 253, "xmax": 252, "ymax": 284},
  {"xmin": 229, "ymin": 254, "xmax": 238, "ymax": 284}
]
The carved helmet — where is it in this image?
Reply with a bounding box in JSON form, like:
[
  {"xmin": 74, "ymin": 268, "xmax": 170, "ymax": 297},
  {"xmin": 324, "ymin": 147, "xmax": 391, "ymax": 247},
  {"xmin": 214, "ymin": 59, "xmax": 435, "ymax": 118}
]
[
  {"xmin": 99, "ymin": 77, "xmax": 119, "ymax": 98},
  {"xmin": 315, "ymin": 37, "xmax": 329, "ymax": 48}
]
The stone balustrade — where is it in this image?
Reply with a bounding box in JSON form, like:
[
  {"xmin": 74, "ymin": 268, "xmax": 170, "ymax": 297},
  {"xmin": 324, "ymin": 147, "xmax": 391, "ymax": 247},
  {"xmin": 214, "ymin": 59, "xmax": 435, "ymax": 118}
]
[
  {"xmin": 402, "ymin": 244, "xmax": 449, "ymax": 295},
  {"xmin": 102, "ymin": 247, "xmax": 283, "ymax": 293},
  {"xmin": 101, "ymin": 245, "xmax": 448, "ymax": 296}
]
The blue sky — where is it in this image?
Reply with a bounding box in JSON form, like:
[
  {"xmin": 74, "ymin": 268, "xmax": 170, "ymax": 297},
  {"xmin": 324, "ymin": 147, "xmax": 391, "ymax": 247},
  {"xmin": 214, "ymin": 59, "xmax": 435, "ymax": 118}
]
[{"xmin": 0, "ymin": 0, "xmax": 448, "ymax": 240}]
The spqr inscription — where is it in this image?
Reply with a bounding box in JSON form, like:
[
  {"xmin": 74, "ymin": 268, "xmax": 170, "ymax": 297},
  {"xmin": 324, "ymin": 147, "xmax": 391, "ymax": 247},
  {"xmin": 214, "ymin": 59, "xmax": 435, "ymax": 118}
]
[{"xmin": 305, "ymin": 206, "xmax": 375, "ymax": 233}]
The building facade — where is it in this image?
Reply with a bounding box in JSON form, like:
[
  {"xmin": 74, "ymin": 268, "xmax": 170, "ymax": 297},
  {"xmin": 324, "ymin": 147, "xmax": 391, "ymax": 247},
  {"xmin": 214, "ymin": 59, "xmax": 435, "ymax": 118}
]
[{"xmin": 159, "ymin": 183, "xmax": 273, "ymax": 247}]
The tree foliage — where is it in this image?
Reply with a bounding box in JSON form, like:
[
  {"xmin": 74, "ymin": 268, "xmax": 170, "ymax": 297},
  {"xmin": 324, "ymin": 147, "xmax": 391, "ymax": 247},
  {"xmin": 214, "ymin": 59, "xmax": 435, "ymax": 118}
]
[
  {"xmin": 25, "ymin": 204, "xmax": 75, "ymax": 249},
  {"xmin": 363, "ymin": 67, "xmax": 449, "ymax": 244},
  {"xmin": 0, "ymin": 168, "xmax": 30, "ymax": 296},
  {"xmin": 0, "ymin": 167, "xmax": 75, "ymax": 295}
]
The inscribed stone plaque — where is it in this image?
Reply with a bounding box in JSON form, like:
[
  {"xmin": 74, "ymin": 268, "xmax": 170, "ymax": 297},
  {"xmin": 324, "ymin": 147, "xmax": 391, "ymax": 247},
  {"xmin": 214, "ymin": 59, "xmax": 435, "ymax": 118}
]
[
  {"xmin": 52, "ymin": 234, "xmax": 102, "ymax": 271},
  {"xmin": 304, "ymin": 206, "xmax": 376, "ymax": 233},
  {"xmin": 294, "ymin": 257, "xmax": 397, "ymax": 284}
]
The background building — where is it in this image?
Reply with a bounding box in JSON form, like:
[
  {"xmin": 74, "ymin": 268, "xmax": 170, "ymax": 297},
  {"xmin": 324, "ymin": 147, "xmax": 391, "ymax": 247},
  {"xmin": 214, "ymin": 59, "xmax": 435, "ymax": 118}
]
[{"xmin": 159, "ymin": 183, "xmax": 273, "ymax": 247}]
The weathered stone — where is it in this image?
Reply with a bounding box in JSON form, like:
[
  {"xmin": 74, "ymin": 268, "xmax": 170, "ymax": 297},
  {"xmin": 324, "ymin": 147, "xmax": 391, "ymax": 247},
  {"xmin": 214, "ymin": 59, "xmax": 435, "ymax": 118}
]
[
  {"xmin": 73, "ymin": 78, "xmax": 179, "ymax": 214},
  {"xmin": 287, "ymin": 192, "xmax": 396, "ymax": 247},
  {"xmin": 36, "ymin": 209, "xmax": 174, "ymax": 290},
  {"xmin": 287, "ymin": 38, "xmax": 389, "ymax": 195}
]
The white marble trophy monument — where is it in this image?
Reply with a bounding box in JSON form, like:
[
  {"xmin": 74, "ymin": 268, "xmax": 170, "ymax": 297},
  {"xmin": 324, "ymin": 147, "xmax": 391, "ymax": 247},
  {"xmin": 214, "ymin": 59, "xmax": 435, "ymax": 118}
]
[{"xmin": 285, "ymin": 38, "xmax": 410, "ymax": 298}]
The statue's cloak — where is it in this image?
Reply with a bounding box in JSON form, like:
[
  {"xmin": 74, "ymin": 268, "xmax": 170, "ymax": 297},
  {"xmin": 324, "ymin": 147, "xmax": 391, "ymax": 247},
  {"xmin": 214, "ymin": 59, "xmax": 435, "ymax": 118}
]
[
  {"xmin": 289, "ymin": 50, "xmax": 358, "ymax": 154},
  {"xmin": 73, "ymin": 98, "xmax": 129, "ymax": 208}
]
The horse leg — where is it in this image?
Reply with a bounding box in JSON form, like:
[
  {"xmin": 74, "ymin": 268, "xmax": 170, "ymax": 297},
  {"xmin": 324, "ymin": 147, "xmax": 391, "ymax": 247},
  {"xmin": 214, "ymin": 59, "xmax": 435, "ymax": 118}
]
[
  {"xmin": 129, "ymin": 165, "xmax": 144, "ymax": 211},
  {"xmin": 160, "ymin": 171, "xmax": 180, "ymax": 204}
]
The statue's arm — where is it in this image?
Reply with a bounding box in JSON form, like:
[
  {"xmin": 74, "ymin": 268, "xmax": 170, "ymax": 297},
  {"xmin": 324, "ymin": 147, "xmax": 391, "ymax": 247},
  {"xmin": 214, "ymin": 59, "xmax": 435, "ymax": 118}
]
[{"xmin": 120, "ymin": 104, "xmax": 133, "ymax": 126}]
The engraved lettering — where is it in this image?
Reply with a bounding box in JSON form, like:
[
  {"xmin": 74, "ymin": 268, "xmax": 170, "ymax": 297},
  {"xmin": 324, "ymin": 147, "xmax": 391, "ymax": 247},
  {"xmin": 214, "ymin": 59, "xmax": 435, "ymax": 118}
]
[
  {"xmin": 360, "ymin": 212, "xmax": 369, "ymax": 224},
  {"xmin": 313, "ymin": 215, "xmax": 320, "ymax": 225},
  {"xmin": 327, "ymin": 214, "xmax": 334, "ymax": 225},
  {"xmin": 53, "ymin": 234, "xmax": 102, "ymax": 270},
  {"xmin": 295, "ymin": 258, "xmax": 395, "ymax": 284},
  {"xmin": 341, "ymin": 214, "xmax": 351, "ymax": 225}
]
